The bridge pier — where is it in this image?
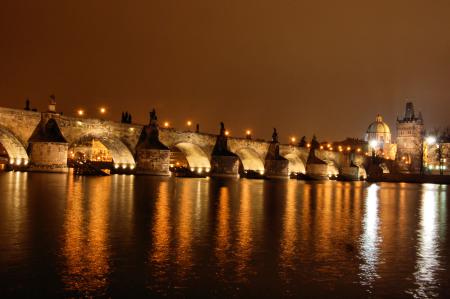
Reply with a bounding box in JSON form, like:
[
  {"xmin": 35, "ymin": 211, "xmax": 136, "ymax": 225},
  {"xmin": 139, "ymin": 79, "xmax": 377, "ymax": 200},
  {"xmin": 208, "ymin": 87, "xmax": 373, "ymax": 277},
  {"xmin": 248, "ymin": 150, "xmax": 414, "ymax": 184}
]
[
  {"xmin": 264, "ymin": 129, "xmax": 289, "ymax": 179},
  {"xmin": 209, "ymin": 122, "xmax": 239, "ymax": 178},
  {"xmin": 28, "ymin": 115, "xmax": 69, "ymax": 173},
  {"xmin": 135, "ymin": 109, "xmax": 170, "ymax": 176},
  {"xmin": 210, "ymin": 155, "xmax": 240, "ymax": 178}
]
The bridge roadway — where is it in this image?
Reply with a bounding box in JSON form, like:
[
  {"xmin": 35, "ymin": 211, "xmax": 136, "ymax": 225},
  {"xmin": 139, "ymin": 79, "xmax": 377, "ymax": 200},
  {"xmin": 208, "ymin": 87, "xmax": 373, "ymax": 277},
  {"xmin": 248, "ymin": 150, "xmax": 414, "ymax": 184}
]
[{"xmin": 0, "ymin": 106, "xmax": 366, "ymax": 177}]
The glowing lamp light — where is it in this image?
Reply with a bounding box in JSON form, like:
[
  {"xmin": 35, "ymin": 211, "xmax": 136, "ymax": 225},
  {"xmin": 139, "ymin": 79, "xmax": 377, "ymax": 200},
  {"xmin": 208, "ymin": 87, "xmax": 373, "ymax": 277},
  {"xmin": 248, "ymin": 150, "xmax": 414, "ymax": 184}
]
[
  {"xmin": 130, "ymin": 165, "xmax": 135, "ymax": 170},
  {"xmin": 77, "ymin": 109, "xmax": 84, "ymax": 116},
  {"xmin": 369, "ymin": 140, "xmax": 378, "ymax": 149},
  {"xmin": 426, "ymin": 136, "xmax": 436, "ymax": 145},
  {"xmin": 246, "ymin": 130, "xmax": 251, "ymax": 135},
  {"xmin": 346, "ymin": 146, "xmax": 351, "ymax": 151},
  {"xmin": 291, "ymin": 137, "xmax": 296, "ymax": 143},
  {"xmin": 100, "ymin": 107, "xmax": 106, "ymax": 114},
  {"xmin": 114, "ymin": 164, "xmax": 120, "ymax": 169},
  {"xmin": 197, "ymin": 168, "xmax": 202, "ymax": 174},
  {"xmin": 164, "ymin": 122, "xmax": 169, "ymax": 128},
  {"xmin": 121, "ymin": 164, "xmax": 127, "ymax": 169},
  {"xmin": 259, "ymin": 170, "xmax": 264, "ymax": 175},
  {"xmin": 187, "ymin": 120, "xmax": 192, "ymax": 126},
  {"xmin": 190, "ymin": 168, "xmax": 195, "ymax": 172},
  {"xmin": 225, "ymin": 130, "xmax": 230, "ymax": 136},
  {"xmin": 356, "ymin": 148, "xmax": 361, "ymax": 152},
  {"xmin": 15, "ymin": 159, "xmax": 21, "ymax": 165},
  {"xmin": 206, "ymin": 168, "xmax": 211, "ymax": 173},
  {"xmin": 9, "ymin": 158, "xmax": 15, "ymax": 165},
  {"xmin": 307, "ymin": 143, "xmax": 311, "ymax": 148},
  {"xmin": 24, "ymin": 160, "xmax": 29, "ymax": 165},
  {"xmin": 320, "ymin": 145, "xmax": 324, "ymax": 149}
]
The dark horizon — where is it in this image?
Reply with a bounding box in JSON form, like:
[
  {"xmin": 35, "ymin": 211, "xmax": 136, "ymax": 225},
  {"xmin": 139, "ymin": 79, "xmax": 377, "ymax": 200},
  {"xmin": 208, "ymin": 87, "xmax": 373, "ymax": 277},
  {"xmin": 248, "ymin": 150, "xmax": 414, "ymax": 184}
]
[{"xmin": 1, "ymin": 1, "xmax": 449, "ymax": 142}]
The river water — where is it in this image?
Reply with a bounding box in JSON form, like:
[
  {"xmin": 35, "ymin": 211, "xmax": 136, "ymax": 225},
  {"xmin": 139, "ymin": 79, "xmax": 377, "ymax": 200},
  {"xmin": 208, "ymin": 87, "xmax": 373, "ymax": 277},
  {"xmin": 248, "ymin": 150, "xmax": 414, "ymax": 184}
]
[{"xmin": 0, "ymin": 172, "xmax": 449, "ymax": 298}]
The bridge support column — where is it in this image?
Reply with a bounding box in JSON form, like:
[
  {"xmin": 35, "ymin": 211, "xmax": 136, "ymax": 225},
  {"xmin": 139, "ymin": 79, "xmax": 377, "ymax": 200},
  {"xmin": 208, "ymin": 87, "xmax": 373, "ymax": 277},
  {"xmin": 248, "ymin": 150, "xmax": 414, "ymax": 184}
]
[
  {"xmin": 28, "ymin": 142, "xmax": 69, "ymax": 173},
  {"xmin": 264, "ymin": 159, "xmax": 289, "ymax": 179},
  {"xmin": 135, "ymin": 149, "xmax": 170, "ymax": 175},
  {"xmin": 210, "ymin": 155, "xmax": 240, "ymax": 178},
  {"xmin": 209, "ymin": 122, "xmax": 239, "ymax": 178},
  {"xmin": 264, "ymin": 128, "xmax": 289, "ymax": 179},
  {"xmin": 134, "ymin": 109, "xmax": 170, "ymax": 176},
  {"xmin": 28, "ymin": 114, "xmax": 69, "ymax": 173}
]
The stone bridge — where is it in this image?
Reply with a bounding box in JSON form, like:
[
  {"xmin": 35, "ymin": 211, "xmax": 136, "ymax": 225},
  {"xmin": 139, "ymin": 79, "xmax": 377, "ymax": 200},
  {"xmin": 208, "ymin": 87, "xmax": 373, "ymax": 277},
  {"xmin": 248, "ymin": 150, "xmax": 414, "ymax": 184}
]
[{"xmin": 0, "ymin": 106, "xmax": 366, "ymax": 178}]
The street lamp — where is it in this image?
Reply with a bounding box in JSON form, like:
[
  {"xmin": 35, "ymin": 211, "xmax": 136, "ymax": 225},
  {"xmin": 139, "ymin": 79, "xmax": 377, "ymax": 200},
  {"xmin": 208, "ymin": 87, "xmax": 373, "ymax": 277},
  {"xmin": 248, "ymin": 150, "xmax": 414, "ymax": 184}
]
[
  {"xmin": 225, "ymin": 130, "xmax": 230, "ymax": 136},
  {"xmin": 246, "ymin": 130, "xmax": 252, "ymax": 139},
  {"xmin": 187, "ymin": 120, "xmax": 192, "ymax": 127},
  {"xmin": 369, "ymin": 140, "xmax": 378, "ymax": 157},
  {"xmin": 99, "ymin": 107, "xmax": 106, "ymax": 114},
  {"xmin": 164, "ymin": 122, "xmax": 170, "ymax": 128},
  {"xmin": 77, "ymin": 109, "xmax": 84, "ymax": 116}
]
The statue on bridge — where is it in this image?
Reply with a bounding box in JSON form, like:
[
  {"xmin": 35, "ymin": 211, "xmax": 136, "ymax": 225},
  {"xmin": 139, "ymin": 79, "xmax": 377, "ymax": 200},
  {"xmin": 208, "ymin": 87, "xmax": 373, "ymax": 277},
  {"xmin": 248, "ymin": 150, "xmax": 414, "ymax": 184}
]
[
  {"xmin": 272, "ymin": 128, "xmax": 278, "ymax": 143},
  {"xmin": 219, "ymin": 122, "xmax": 225, "ymax": 136},
  {"xmin": 150, "ymin": 109, "xmax": 157, "ymax": 124}
]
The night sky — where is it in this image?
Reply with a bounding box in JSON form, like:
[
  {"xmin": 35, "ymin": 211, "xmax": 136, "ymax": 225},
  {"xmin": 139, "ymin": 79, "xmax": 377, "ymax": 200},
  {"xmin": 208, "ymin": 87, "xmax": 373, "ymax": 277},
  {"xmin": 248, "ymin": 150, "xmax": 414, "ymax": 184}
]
[{"xmin": 1, "ymin": 1, "xmax": 449, "ymax": 142}]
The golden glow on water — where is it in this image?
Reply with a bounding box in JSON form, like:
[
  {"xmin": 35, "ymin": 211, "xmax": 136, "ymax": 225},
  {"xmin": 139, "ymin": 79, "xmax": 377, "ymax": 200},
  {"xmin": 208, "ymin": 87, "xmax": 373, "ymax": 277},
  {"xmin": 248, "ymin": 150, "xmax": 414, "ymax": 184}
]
[
  {"xmin": 215, "ymin": 186, "xmax": 231, "ymax": 279},
  {"xmin": 1, "ymin": 172, "xmax": 28, "ymax": 266},
  {"xmin": 279, "ymin": 180, "xmax": 298, "ymax": 278},
  {"xmin": 412, "ymin": 184, "xmax": 441, "ymax": 298},
  {"xmin": 359, "ymin": 184, "xmax": 380, "ymax": 289},
  {"xmin": 0, "ymin": 173, "xmax": 449, "ymax": 297},
  {"xmin": 236, "ymin": 180, "xmax": 253, "ymax": 282},
  {"xmin": 175, "ymin": 181, "xmax": 194, "ymax": 279},
  {"xmin": 150, "ymin": 181, "xmax": 171, "ymax": 275},
  {"xmin": 62, "ymin": 177, "xmax": 111, "ymax": 295}
]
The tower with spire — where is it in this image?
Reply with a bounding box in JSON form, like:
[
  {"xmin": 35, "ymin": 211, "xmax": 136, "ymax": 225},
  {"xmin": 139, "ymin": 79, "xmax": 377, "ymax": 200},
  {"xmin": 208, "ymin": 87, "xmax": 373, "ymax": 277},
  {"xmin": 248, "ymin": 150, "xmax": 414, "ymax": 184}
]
[{"xmin": 396, "ymin": 101, "xmax": 424, "ymax": 172}]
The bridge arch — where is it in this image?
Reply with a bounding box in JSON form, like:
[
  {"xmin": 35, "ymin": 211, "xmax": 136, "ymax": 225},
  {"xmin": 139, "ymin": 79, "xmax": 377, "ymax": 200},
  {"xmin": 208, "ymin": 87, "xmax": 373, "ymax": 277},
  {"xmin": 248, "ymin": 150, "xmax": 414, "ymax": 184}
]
[
  {"xmin": 234, "ymin": 147, "xmax": 265, "ymax": 172},
  {"xmin": 171, "ymin": 142, "xmax": 211, "ymax": 170},
  {"xmin": 0, "ymin": 126, "xmax": 29, "ymax": 165},
  {"xmin": 283, "ymin": 153, "xmax": 306, "ymax": 174},
  {"xmin": 69, "ymin": 135, "xmax": 135, "ymax": 166}
]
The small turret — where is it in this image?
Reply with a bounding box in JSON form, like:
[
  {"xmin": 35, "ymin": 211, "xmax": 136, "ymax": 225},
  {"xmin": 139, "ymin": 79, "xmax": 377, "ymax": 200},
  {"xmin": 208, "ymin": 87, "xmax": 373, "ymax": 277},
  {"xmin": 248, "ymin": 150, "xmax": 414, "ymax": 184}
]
[{"xmin": 48, "ymin": 94, "xmax": 56, "ymax": 113}]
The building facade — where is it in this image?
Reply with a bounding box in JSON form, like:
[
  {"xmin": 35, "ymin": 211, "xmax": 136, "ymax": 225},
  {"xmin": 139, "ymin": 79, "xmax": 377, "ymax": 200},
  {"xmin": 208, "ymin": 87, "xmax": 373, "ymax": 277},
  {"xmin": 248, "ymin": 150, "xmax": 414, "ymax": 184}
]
[{"xmin": 396, "ymin": 102, "xmax": 424, "ymax": 172}]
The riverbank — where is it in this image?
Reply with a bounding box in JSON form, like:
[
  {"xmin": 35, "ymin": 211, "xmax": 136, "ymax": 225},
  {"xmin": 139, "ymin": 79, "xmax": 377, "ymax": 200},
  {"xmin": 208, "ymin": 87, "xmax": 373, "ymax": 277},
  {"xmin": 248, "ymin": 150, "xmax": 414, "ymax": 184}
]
[{"xmin": 368, "ymin": 173, "xmax": 450, "ymax": 185}]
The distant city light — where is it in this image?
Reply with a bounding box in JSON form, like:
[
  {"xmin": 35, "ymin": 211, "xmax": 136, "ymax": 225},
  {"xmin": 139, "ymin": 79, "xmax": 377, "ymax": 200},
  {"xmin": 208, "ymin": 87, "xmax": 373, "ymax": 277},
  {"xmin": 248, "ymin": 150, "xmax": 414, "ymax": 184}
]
[
  {"xmin": 426, "ymin": 136, "xmax": 436, "ymax": 145},
  {"xmin": 347, "ymin": 146, "xmax": 351, "ymax": 151},
  {"xmin": 164, "ymin": 122, "xmax": 169, "ymax": 128}
]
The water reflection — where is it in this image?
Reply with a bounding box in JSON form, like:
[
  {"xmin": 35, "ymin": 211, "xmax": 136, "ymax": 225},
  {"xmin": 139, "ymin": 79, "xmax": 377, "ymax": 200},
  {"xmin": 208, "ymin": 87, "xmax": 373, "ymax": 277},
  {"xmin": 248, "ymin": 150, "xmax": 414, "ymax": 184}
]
[
  {"xmin": 150, "ymin": 181, "xmax": 171, "ymax": 288},
  {"xmin": 62, "ymin": 177, "xmax": 111, "ymax": 296},
  {"xmin": 215, "ymin": 186, "xmax": 231, "ymax": 280},
  {"xmin": 412, "ymin": 184, "xmax": 444, "ymax": 298},
  {"xmin": 279, "ymin": 180, "xmax": 298, "ymax": 278},
  {"xmin": 0, "ymin": 172, "xmax": 28, "ymax": 268},
  {"xmin": 175, "ymin": 180, "xmax": 194, "ymax": 280},
  {"xmin": 359, "ymin": 184, "xmax": 381, "ymax": 290},
  {"xmin": 236, "ymin": 180, "xmax": 253, "ymax": 282}
]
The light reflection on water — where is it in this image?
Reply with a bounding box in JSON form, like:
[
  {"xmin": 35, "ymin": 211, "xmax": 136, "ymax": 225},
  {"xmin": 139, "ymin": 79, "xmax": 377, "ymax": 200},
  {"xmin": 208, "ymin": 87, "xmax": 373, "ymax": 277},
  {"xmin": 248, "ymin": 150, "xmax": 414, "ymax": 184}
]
[
  {"xmin": 0, "ymin": 172, "xmax": 449, "ymax": 298},
  {"xmin": 359, "ymin": 184, "xmax": 381, "ymax": 290}
]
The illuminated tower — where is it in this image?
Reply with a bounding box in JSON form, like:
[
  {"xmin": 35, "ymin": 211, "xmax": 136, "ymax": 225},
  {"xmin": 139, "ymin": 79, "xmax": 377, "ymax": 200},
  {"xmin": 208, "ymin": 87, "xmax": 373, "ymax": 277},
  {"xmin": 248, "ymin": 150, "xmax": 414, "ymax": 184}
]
[{"xmin": 396, "ymin": 102, "xmax": 424, "ymax": 172}]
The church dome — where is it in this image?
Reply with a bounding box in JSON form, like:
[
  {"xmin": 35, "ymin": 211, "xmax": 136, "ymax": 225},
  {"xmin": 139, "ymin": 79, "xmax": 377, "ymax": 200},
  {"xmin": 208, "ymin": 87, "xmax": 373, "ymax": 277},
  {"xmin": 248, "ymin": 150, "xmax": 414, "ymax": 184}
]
[
  {"xmin": 365, "ymin": 115, "xmax": 391, "ymax": 144},
  {"xmin": 366, "ymin": 115, "xmax": 391, "ymax": 135}
]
